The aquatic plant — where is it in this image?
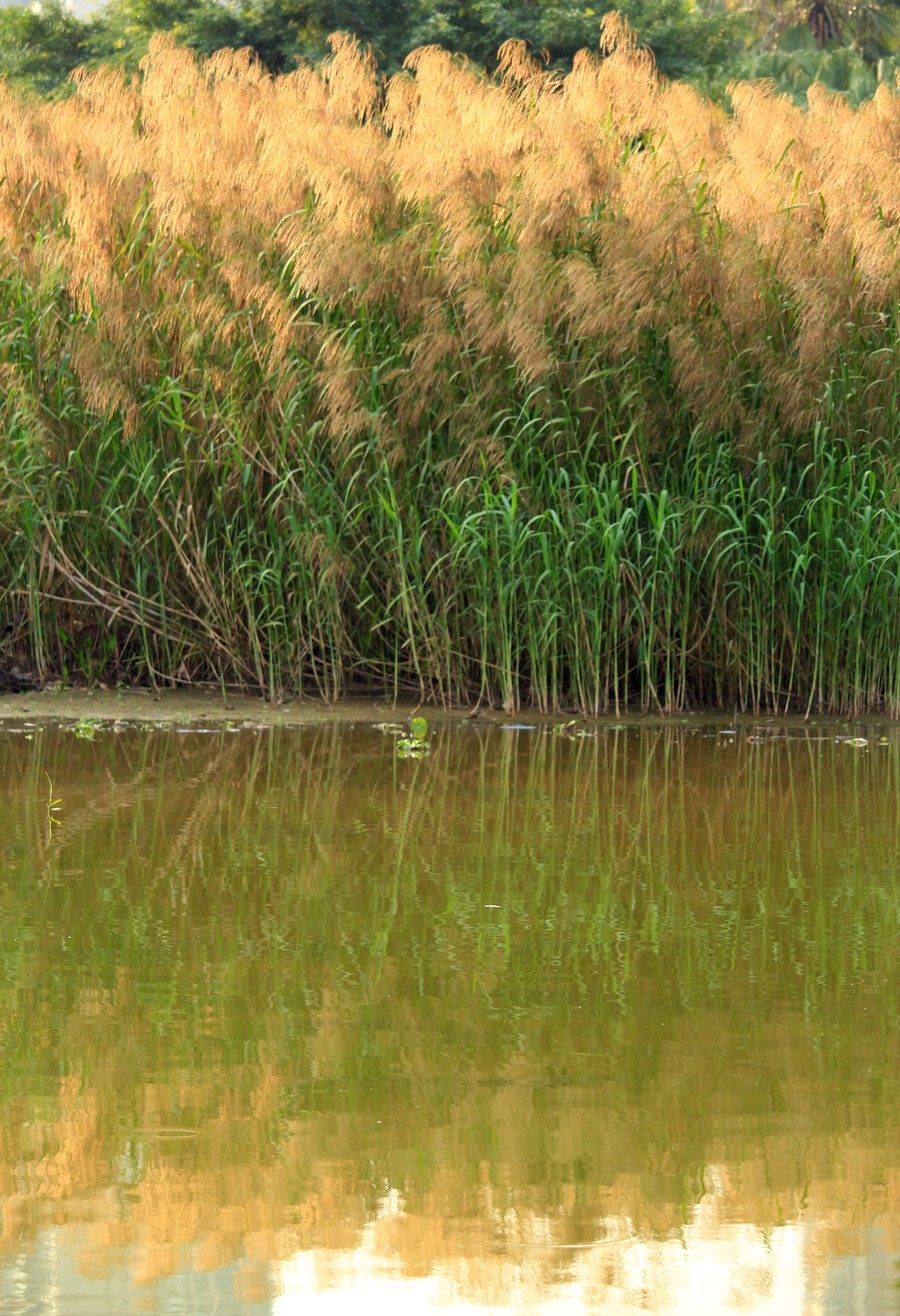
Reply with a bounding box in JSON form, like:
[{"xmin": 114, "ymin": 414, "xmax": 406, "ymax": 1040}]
[
  {"xmin": 45, "ymin": 771, "xmax": 61, "ymax": 830},
  {"xmin": 70, "ymin": 718, "xmax": 99, "ymax": 740},
  {"xmin": 396, "ymin": 715, "xmax": 430, "ymax": 757},
  {"xmin": 3, "ymin": 24, "xmax": 900, "ymax": 711}
]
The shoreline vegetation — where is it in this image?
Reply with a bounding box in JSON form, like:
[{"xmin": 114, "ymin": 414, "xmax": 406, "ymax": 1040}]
[{"xmin": 3, "ymin": 16, "xmax": 900, "ymax": 715}]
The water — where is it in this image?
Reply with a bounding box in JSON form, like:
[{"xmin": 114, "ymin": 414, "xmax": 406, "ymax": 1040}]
[{"xmin": 0, "ymin": 716, "xmax": 898, "ymax": 1314}]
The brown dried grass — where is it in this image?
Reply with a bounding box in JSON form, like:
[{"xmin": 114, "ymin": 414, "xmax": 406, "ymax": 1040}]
[{"xmin": 2, "ymin": 16, "xmax": 900, "ymax": 457}]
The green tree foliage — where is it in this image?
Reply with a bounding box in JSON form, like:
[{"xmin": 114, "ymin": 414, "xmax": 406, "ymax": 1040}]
[
  {"xmin": 0, "ymin": 0, "xmax": 745, "ymax": 98},
  {"xmin": 407, "ymin": 0, "xmax": 743, "ymax": 85},
  {"xmin": 100, "ymin": 0, "xmax": 319, "ymax": 71},
  {"xmin": 313, "ymin": 0, "xmax": 415, "ymax": 67},
  {"xmin": 0, "ymin": 0, "xmax": 319, "ymax": 93},
  {"xmin": 738, "ymin": 26, "xmax": 878, "ymax": 104},
  {"xmin": 0, "ymin": 1, "xmax": 102, "ymax": 97},
  {"xmin": 731, "ymin": 0, "xmax": 900, "ymax": 105},
  {"xmin": 734, "ymin": 0, "xmax": 900, "ymax": 104},
  {"xmin": 745, "ymin": 0, "xmax": 900, "ymax": 61}
]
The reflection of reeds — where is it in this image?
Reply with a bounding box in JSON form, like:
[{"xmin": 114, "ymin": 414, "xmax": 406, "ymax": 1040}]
[
  {"xmin": 0, "ymin": 724, "xmax": 899, "ymax": 1282},
  {"xmin": 3, "ymin": 722, "xmax": 900, "ymax": 1009},
  {"xmin": 4, "ymin": 25, "xmax": 900, "ymax": 708}
]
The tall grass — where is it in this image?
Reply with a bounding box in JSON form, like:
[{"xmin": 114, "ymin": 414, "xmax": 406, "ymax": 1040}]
[{"xmin": 3, "ymin": 22, "xmax": 900, "ymax": 710}]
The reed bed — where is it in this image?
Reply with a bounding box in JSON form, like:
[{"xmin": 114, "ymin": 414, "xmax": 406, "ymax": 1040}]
[{"xmin": 3, "ymin": 19, "xmax": 900, "ymax": 711}]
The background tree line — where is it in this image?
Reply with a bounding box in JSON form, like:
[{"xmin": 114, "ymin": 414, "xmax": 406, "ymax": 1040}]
[{"xmin": 2, "ymin": 0, "xmax": 900, "ymax": 107}]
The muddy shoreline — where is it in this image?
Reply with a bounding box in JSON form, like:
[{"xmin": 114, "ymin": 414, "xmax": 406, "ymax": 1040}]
[{"xmin": 0, "ymin": 685, "xmax": 896, "ymax": 733}]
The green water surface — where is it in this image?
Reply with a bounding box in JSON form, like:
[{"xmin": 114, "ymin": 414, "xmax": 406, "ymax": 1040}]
[{"xmin": 0, "ymin": 718, "xmax": 898, "ymax": 1313}]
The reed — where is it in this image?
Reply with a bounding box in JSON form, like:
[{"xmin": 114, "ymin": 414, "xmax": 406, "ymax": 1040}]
[{"xmin": 3, "ymin": 23, "xmax": 900, "ymax": 711}]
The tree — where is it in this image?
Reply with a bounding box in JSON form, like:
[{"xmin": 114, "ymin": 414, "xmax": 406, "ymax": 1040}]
[
  {"xmin": 97, "ymin": 0, "xmax": 320, "ymax": 72},
  {"xmin": 0, "ymin": 1, "xmax": 102, "ymax": 97},
  {"xmin": 742, "ymin": 0, "xmax": 900, "ymax": 63},
  {"xmin": 404, "ymin": 0, "xmax": 743, "ymax": 84},
  {"xmin": 733, "ymin": 0, "xmax": 900, "ymax": 105},
  {"xmin": 0, "ymin": 0, "xmax": 747, "ymax": 98}
]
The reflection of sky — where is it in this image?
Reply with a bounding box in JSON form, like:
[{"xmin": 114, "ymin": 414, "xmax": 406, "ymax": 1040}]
[
  {"xmin": 271, "ymin": 1178, "xmax": 895, "ymax": 1316},
  {"xmin": 2, "ymin": 1206, "xmax": 895, "ymax": 1313},
  {"xmin": 274, "ymin": 1228, "xmax": 809, "ymax": 1315},
  {"xmin": 0, "ymin": 0, "xmax": 102, "ymax": 17},
  {"xmin": 1, "ymin": 1227, "xmax": 272, "ymax": 1315}
]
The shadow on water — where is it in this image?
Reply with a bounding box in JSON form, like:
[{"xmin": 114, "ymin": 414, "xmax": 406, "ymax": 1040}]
[{"xmin": 0, "ymin": 721, "xmax": 898, "ymax": 1310}]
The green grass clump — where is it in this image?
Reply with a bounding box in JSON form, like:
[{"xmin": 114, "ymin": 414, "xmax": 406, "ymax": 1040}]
[{"xmin": 3, "ymin": 26, "xmax": 900, "ymax": 712}]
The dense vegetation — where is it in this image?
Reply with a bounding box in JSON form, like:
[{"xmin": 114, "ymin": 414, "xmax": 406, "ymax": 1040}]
[
  {"xmin": 3, "ymin": 20, "xmax": 900, "ymax": 711},
  {"xmin": 0, "ymin": 0, "xmax": 745, "ymax": 97},
  {"xmin": 5, "ymin": 0, "xmax": 900, "ymax": 105}
]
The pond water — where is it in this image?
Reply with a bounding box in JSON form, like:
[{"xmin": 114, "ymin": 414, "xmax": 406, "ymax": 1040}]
[{"xmin": 0, "ymin": 715, "xmax": 898, "ymax": 1314}]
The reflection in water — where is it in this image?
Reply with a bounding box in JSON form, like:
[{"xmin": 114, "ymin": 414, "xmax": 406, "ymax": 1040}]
[
  {"xmin": 274, "ymin": 1203, "xmax": 807, "ymax": 1314},
  {"xmin": 0, "ymin": 718, "xmax": 898, "ymax": 1312}
]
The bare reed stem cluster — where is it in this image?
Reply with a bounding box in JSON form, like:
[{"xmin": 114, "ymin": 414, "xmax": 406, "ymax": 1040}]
[{"xmin": 2, "ymin": 20, "xmax": 900, "ymax": 710}]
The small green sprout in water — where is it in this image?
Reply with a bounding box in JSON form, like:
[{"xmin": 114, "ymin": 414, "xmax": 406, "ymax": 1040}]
[
  {"xmin": 554, "ymin": 720, "xmax": 596, "ymax": 739},
  {"xmin": 46, "ymin": 773, "xmax": 61, "ymax": 828},
  {"xmin": 71, "ymin": 718, "xmax": 99, "ymax": 740},
  {"xmin": 396, "ymin": 716, "xmax": 430, "ymax": 759}
]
